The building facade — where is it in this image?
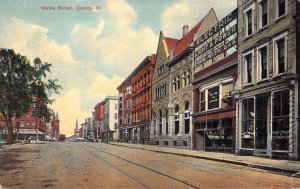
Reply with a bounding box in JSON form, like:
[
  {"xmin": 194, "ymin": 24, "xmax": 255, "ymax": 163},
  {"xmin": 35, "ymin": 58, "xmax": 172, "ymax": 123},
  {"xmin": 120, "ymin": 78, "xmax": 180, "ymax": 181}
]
[
  {"xmin": 100, "ymin": 96, "xmax": 118, "ymax": 141},
  {"xmin": 150, "ymin": 32, "xmax": 178, "ymax": 145},
  {"xmin": 235, "ymin": 0, "xmax": 299, "ymax": 160},
  {"xmin": 51, "ymin": 112, "xmax": 60, "ymax": 140},
  {"xmin": 131, "ymin": 55, "xmax": 156, "ymax": 144},
  {"xmin": 118, "ymin": 79, "xmax": 133, "ymax": 142},
  {"xmin": 192, "ymin": 8, "xmax": 238, "ymax": 152}
]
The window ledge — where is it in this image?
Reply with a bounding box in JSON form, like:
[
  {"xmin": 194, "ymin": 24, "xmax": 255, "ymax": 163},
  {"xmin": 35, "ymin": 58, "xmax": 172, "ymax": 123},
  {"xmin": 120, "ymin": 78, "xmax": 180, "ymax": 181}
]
[
  {"xmin": 275, "ymin": 14, "xmax": 287, "ymax": 23},
  {"xmin": 271, "ymin": 72, "xmax": 286, "ymax": 80},
  {"xmin": 242, "ymin": 83, "xmax": 254, "ymax": 88},
  {"xmin": 257, "ymin": 25, "xmax": 269, "ymax": 33},
  {"xmin": 256, "ymin": 78, "xmax": 269, "ymax": 84}
]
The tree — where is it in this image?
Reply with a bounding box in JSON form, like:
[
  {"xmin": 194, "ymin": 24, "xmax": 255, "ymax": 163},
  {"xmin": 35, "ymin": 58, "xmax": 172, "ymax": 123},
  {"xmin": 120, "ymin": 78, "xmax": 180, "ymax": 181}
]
[{"xmin": 0, "ymin": 48, "xmax": 61, "ymax": 144}]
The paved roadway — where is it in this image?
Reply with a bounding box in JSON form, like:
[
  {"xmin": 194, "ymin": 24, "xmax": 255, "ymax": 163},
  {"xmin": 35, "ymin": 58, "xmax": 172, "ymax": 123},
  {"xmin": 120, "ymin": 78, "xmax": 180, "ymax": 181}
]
[{"xmin": 0, "ymin": 142, "xmax": 299, "ymax": 189}]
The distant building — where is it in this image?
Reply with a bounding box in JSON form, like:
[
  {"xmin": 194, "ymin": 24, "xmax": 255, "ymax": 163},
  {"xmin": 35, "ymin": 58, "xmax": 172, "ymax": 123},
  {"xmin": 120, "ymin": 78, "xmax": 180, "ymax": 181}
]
[
  {"xmin": 101, "ymin": 96, "xmax": 118, "ymax": 142},
  {"xmin": 51, "ymin": 112, "xmax": 60, "ymax": 140}
]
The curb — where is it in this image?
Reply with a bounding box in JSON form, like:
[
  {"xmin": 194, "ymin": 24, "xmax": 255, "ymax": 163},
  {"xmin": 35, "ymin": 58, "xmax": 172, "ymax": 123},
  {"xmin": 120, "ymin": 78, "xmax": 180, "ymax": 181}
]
[{"xmin": 108, "ymin": 143, "xmax": 300, "ymax": 177}]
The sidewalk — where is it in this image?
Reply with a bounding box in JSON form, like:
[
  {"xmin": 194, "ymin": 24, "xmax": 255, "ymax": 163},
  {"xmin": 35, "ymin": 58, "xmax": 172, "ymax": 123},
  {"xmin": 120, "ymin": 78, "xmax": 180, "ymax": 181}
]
[{"xmin": 109, "ymin": 142, "xmax": 300, "ymax": 177}]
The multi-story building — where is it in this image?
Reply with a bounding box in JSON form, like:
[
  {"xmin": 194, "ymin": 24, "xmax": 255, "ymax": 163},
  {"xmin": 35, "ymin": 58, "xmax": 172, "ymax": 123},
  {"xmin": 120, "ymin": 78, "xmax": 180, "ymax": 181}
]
[
  {"xmin": 150, "ymin": 32, "xmax": 178, "ymax": 145},
  {"xmin": 152, "ymin": 9, "xmax": 218, "ymax": 148},
  {"xmin": 131, "ymin": 55, "xmax": 156, "ymax": 144},
  {"xmin": 192, "ymin": 9, "xmax": 238, "ymax": 152},
  {"xmin": 101, "ymin": 96, "xmax": 118, "ymax": 141},
  {"xmin": 118, "ymin": 77, "xmax": 133, "ymax": 142},
  {"xmin": 235, "ymin": 0, "xmax": 299, "ymax": 160},
  {"xmin": 94, "ymin": 102, "xmax": 104, "ymax": 140}
]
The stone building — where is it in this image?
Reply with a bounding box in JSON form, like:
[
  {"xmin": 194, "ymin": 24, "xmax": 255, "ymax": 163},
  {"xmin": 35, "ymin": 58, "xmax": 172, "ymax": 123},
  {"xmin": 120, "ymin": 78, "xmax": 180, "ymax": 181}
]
[
  {"xmin": 151, "ymin": 9, "xmax": 218, "ymax": 148},
  {"xmin": 150, "ymin": 32, "xmax": 178, "ymax": 145},
  {"xmin": 235, "ymin": 0, "xmax": 299, "ymax": 160},
  {"xmin": 100, "ymin": 96, "xmax": 118, "ymax": 142}
]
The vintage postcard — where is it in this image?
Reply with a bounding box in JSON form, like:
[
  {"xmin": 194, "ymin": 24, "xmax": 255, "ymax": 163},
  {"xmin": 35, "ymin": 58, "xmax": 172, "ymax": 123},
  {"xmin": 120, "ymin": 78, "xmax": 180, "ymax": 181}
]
[{"xmin": 0, "ymin": 0, "xmax": 300, "ymax": 188}]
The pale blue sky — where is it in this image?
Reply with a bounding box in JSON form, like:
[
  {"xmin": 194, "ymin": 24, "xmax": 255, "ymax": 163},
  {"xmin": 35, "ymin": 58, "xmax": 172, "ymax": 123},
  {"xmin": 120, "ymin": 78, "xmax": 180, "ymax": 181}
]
[{"xmin": 0, "ymin": 0, "xmax": 236, "ymax": 135}]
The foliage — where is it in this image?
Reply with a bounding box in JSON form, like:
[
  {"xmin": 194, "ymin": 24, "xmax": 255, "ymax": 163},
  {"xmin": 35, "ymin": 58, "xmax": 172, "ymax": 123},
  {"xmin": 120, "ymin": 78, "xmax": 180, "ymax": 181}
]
[{"xmin": 0, "ymin": 48, "xmax": 62, "ymax": 144}]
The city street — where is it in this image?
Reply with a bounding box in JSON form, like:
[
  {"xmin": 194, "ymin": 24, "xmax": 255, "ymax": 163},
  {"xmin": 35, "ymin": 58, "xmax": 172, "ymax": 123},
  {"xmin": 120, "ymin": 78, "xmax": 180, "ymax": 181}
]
[{"xmin": 0, "ymin": 143, "xmax": 299, "ymax": 189}]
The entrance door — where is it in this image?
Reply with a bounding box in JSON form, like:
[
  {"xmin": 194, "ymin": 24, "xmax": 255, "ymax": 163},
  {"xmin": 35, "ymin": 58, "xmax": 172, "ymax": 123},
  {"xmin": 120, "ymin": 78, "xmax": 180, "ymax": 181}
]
[{"xmin": 255, "ymin": 95, "xmax": 269, "ymax": 149}]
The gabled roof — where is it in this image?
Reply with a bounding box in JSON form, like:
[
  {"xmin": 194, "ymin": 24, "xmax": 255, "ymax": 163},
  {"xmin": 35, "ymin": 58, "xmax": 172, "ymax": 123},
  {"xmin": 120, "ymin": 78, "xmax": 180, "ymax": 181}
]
[
  {"xmin": 172, "ymin": 19, "xmax": 204, "ymax": 59},
  {"xmin": 165, "ymin": 37, "xmax": 179, "ymax": 52}
]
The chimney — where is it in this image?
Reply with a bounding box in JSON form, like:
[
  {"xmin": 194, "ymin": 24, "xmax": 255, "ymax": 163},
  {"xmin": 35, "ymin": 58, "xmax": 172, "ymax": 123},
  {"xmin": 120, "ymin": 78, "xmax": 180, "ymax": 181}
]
[{"xmin": 182, "ymin": 25, "xmax": 189, "ymax": 37}]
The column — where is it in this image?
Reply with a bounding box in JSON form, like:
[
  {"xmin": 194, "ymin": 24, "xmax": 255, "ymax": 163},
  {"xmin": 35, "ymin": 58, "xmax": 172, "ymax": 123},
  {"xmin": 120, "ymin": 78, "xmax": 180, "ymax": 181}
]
[
  {"xmin": 162, "ymin": 118, "xmax": 166, "ymax": 135},
  {"xmin": 168, "ymin": 115, "xmax": 174, "ymax": 137},
  {"xmin": 179, "ymin": 113, "xmax": 185, "ymax": 136}
]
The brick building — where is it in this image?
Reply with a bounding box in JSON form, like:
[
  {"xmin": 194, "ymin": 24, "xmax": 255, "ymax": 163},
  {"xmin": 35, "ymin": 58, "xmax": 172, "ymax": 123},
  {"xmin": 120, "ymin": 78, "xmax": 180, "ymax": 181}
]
[
  {"xmin": 192, "ymin": 9, "xmax": 238, "ymax": 152},
  {"xmin": 94, "ymin": 102, "xmax": 104, "ymax": 140},
  {"xmin": 118, "ymin": 55, "xmax": 156, "ymax": 143},
  {"xmin": 234, "ymin": 0, "xmax": 299, "ymax": 160},
  {"xmin": 131, "ymin": 55, "xmax": 156, "ymax": 144}
]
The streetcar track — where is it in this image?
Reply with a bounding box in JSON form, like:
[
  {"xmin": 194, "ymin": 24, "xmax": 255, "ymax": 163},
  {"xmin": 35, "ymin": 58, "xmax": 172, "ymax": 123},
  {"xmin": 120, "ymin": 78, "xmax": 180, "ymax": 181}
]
[
  {"xmin": 86, "ymin": 144, "xmax": 200, "ymax": 189},
  {"xmin": 82, "ymin": 145, "xmax": 150, "ymax": 189}
]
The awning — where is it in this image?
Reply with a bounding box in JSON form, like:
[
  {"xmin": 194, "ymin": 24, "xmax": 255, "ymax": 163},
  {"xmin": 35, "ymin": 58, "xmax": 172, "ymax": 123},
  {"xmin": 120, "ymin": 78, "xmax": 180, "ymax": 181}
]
[{"xmin": 17, "ymin": 129, "xmax": 45, "ymax": 135}]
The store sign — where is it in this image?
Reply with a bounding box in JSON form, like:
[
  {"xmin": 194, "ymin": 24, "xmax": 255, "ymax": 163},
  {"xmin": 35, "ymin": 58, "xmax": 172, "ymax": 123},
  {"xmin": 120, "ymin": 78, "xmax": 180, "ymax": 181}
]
[
  {"xmin": 208, "ymin": 86, "xmax": 219, "ymax": 109},
  {"xmin": 194, "ymin": 9, "xmax": 238, "ymax": 68}
]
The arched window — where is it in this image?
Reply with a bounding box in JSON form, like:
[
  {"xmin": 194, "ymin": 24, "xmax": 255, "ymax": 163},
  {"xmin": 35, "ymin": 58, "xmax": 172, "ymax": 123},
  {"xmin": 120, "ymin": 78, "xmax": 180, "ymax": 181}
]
[
  {"xmin": 187, "ymin": 69, "xmax": 191, "ymax": 85},
  {"xmin": 173, "ymin": 78, "xmax": 177, "ymax": 92},
  {"xmin": 182, "ymin": 71, "xmax": 187, "ymax": 87},
  {"xmin": 184, "ymin": 101, "xmax": 190, "ymax": 134},
  {"xmin": 175, "ymin": 104, "xmax": 179, "ymax": 135},
  {"xmin": 159, "ymin": 109, "xmax": 163, "ymax": 135},
  {"xmin": 176, "ymin": 75, "xmax": 180, "ymax": 90}
]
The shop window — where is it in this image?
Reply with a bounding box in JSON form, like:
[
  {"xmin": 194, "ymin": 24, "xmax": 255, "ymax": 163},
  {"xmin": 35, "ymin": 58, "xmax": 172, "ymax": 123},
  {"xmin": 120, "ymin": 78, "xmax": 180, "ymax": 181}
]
[
  {"xmin": 276, "ymin": 0, "xmax": 287, "ymax": 19},
  {"xmin": 222, "ymin": 82, "xmax": 233, "ymax": 108},
  {"xmin": 272, "ymin": 90, "xmax": 289, "ymax": 151},
  {"xmin": 255, "ymin": 95, "xmax": 268, "ymax": 149},
  {"xmin": 200, "ymin": 91, "xmax": 206, "ymax": 112},
  {"xmin": 183, "ymin": 141, "xmax": 188, "ymax": 146},
  {"xmin": 258, "ymin": 0, "xmax": 268, "ymax": 28},
  {"xmin": 257, "ymin": 45, "xmax": 268, "ymax": 80},
  {"xmin": 273, "ymin": 34, "xmax": 287, "ymax": 74},
  {"xmin": 208, "ymin": 86, "xmax": 219, "ymax": 110},
  {"xmin": 164, "ymin": 141, "xmax": 168, "ymax": 146},
  {"xmin": 241, "ymin": 98, "xmax": 254, "ymax": 149},
  {"xmin": 244, "ymin": 52, "xmax": 253, "ymax": 84},
  {"xmin": 173, "ymin": 141, "xmax": 177, "ymax": 146},
  {"xmin": 184, "ymin": 101, "xmax": 190, "ymax": 134},
  {"xmin": 175, "ymin": 104, "xmax": 179, "ymax": 135}
]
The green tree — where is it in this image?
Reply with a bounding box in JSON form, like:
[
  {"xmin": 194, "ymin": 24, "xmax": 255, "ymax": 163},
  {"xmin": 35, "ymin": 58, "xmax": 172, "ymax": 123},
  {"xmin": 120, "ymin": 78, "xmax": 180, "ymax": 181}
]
[{"xmin": 0, "ymin": 48, "xmax": 62, "ymax": 144}]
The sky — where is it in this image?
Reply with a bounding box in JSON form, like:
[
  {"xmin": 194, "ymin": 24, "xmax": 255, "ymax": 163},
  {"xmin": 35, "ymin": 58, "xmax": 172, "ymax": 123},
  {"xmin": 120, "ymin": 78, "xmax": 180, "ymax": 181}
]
[{"xmin": 0, "ymin": 0, "xmax": 236, "ymax": 136}]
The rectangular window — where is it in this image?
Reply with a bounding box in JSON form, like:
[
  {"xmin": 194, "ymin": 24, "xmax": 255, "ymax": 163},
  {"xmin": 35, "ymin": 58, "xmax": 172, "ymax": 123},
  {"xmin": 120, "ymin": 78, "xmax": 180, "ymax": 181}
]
[
  {"xmin": 277, "ymin": 39, "xmax": 285, "ymax": 74},
  {"xmin": 277, "ymin": 0, "xmax": 286, "ymax": 18},
  {"xmin": 184, "ymin": 112, "xmax": 190, "ymax": 134},
  {"xmin": 114, "ymin": 113, "xmax": 117, "ymax": 120},
  {"xmin": 200, "ymin": 91, "xmax": 206, "ymax": 112},
  {"xmin": 208, "ymin": 86, "xmax": 219, "ymax": 110},
  {"xmin": 241, "ymin": 98, "xmax": 254, "ymax": 149},
  {"xmin": 175, "ymin": 115, "xmax": 179, "ymax": 135},
  {"xmin": 221, "ymin": 82, "xmax": 233, "ymax": 108},
  {"xmin": 258, "ymin": 46, "xmax": 268, "ymax": 80},
  {"xmin": 272, "ymin": 90, "xmax": 289, "ymax": 151},
  {"xmin": 245, "ymin": 9, "xmax": 253, "ymax": 36},
  {"xmin": 32, "ymin": 122, "xmax": 36, "ymax": 127},
  {"xmin": 20, "ymin": 121, "xmax": 24, "ymax": 127},
  {"xmin": 244, "ymin": 53, "xmax": 253, "ymax": 84},
  {"xmin": 259, "ymin": 0, "xmax": 268, "ymax": 28}
]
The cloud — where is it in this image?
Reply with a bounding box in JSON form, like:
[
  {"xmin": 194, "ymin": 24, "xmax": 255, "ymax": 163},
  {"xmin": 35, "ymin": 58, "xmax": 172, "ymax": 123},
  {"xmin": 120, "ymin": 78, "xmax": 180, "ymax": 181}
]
[
  {"xmin": 51, "ymin": 89, "xmax": 90, "ymax": 136},
  {"xmin": 161, "ymin": 0, "xmax": 237, "ymax": 38},
  {"xmin": 70, "ymin": 0, "xmax": 158, "ymax": 76}
]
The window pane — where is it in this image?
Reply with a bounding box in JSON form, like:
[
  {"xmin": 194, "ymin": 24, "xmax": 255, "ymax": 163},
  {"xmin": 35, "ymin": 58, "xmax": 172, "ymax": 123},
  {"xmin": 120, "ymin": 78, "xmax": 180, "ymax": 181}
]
[
  {"xmin": 245, "ymin": 54, "xmax": 252, "ymax": 83},
  {"xmin": 222, "ymin": 83, "xmax": 233, "ymax": 108},
  {"xmin": 262, "ymin": 0, "xmax": 268, "ymax": 26},
  {"xmin": 278, "ymin": 0, "xmax": 286, "ymax": 17},
  {"xmin": 208, "ymin": 86, "xmax": 219, "ymax": 109},
  {"xmin": 247, "ymin": 10, "xmax": 252, "ymax": 35},
  {"xmin": 241, "ymin": 98, "xmax": 254, "ymax": 148},
  {"xmin": 277, "ymin": 38, "xmax": 285, "ymax": 73},
  {"xmin": 260, "ymin": 46, "xmax": 268, "ymax": 79},
  {"xmin": 200, "ymin": 91, "xmax": 206, "ymax": 111}
]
